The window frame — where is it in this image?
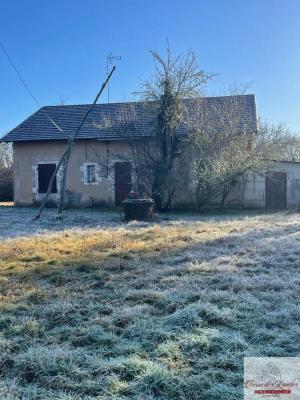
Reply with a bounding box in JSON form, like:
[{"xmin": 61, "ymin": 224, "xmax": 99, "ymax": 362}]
[{"xmin": 86, "ymin": 164, "xmax": 96, "ymax": 183}]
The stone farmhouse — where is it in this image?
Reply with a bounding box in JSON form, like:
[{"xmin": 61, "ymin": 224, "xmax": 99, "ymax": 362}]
[{"xmin": 2, "ymin": 94, "xmax": 300, "ymax": 209}]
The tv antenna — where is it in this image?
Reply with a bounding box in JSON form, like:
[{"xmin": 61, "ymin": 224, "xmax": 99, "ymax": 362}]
[{"xmin": 106, "ymin": 52, "xmax": 121, "ymax": 103}]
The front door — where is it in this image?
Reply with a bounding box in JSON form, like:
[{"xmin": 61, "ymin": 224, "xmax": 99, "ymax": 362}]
[
  {"xmin": 265, "ymin": 172, "xmax": 287, "ymax": 210},
  {"xmin": 114, "ymin": 162, "xmax": 132, "ymax": 206}
]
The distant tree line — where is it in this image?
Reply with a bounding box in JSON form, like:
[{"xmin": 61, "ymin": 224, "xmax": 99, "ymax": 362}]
[{"xmin": 0, "ymin": 143, "xmax": 13, "ymax": 201}]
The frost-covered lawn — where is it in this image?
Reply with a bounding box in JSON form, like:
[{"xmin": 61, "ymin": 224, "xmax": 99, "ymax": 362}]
[
  {"xmin": 0, "ymin": 206, "xmax": 299, "ymax": 399},
  {"xmin": 0, "ymin": 205, "xmax": 121, "ymax": 239}
]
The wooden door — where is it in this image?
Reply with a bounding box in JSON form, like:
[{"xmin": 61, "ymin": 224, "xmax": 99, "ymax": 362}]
[
  {"xmin": 265, "ymin": 172, "xmax": 287, "ymax": 210},
  {"xmin": 114, "ymin": 162, "xmax": 132, "ymax": 205}
]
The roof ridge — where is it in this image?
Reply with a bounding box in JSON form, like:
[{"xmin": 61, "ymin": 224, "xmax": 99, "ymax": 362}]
[
  {"xmin": 1, "ymin": 94, "xmax": 258, "ymax": 143},
  {"xmin": 42, "ymin": 100, "xmax": 151, "ymax": 108},
  {"xmin": 41, "ymin": 94, "xmax": 256, "ymax": 109}
]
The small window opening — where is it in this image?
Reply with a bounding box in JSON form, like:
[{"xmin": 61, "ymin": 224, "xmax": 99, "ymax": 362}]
[{"xmin": 87, "ymin": 165, "xmax": 96, "ymax": 183}]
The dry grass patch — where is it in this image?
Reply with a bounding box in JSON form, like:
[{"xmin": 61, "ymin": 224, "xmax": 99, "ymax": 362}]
[
  {"xmin": 0, "ymin": 202, "xmax": 14, "ymax": 206},
  {"xmin": 0, "ymin": 222, "xmax": 233, "ymax": 273},
  {"xmin": 0, "ymin": 211, "xmax": 299, "ymax": 399}
]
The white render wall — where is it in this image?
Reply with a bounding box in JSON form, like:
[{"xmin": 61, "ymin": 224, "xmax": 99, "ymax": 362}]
[
  {"xmin": 283, "ymin": 162, "xmax": 300, "ymax": 207},
  {"xmin": 243, "ymin": 172, "xmax": 265, "ymax": 208},
  {"xmin": 244, "ymin": 161, "xmax": 300, "ymax": 209}
]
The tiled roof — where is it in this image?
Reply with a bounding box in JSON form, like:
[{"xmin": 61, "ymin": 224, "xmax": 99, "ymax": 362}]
[{"xmin": 1, "ymin": 95, "xmax": 258, "ymax": 142}]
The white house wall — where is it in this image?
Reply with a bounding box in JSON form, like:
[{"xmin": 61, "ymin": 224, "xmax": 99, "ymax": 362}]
[
  {"xmin": 243, "ymin": 172, "xmax": 266, "ymax": 208},
  {"xmin": 244, "ymin": 162, "xmax": 300, "ymax": 209},
  {"xmin": 284, "ymin": 162, "xmax": 300, "ymax": 207}
]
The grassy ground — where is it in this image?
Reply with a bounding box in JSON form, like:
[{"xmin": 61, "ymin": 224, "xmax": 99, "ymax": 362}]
[{"xmin": 0, "ymin": 207, "xmax": 299, "ymax": 399}]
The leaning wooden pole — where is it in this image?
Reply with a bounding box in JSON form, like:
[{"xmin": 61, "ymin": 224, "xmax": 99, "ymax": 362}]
[{"xmin": 34, "ymin": 66, "xmax": 116, "ymax": 220}]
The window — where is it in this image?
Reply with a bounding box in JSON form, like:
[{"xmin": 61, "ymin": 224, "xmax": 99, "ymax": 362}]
[
  {"xmin": 38, "ymin": 164, "xmax": 57, "ymax": 193},
  {"xmin": 87, "ymin": 165, "xmax": 96, "ymax": 183}
]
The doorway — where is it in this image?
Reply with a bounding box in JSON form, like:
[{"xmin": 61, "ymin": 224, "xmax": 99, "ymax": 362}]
[
  {"xmin": 114, "ymin": 162, "xmax": 132, "ymax": 205},
  {"xmin": 265, "ymin": 171, "xmax": 287, "ymax": 210}
]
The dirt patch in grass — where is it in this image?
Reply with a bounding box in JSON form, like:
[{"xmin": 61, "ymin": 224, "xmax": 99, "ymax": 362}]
[{"xmin": 0, "ymin": 211, "xmax": 299, "ymax": 399}]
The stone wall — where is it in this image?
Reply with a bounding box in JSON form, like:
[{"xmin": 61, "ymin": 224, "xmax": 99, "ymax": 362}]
[
  {"xmin": 13, "ymin": 140, "xmax": 133, "ymax": 207},
  {"xmin": 13, "ymin": 141, "xmax": 300, "ymax": 209}
]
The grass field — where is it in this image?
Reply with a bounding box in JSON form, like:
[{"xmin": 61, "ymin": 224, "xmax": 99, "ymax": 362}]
[{"xmin": 0, "ymin": 207, "xmax": 299, "ymax": 399}]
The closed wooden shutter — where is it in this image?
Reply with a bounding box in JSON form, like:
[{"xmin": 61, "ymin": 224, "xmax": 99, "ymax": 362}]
[{"xmin": 38, "ymin": 164, "xmax": 57, "ymax": 193}]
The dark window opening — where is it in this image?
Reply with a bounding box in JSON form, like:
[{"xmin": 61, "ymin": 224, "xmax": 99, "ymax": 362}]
[
  {"xmin": 87, "ymin": 165, "xmax": 96, "ymax": 183},
  {"xmin": 38, "ymin": 163, "xmax": 57, "ymax": 194}
]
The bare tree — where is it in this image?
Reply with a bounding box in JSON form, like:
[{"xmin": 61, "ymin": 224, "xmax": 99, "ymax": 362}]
[
  {"xmin": 57, "ymin": 95, "xmax": 69, "ymax": 105},
  {"xmin": 188, "ymin": 100, "xmax": 293, "ymax": 209},
  {"xmin": 277, "ymin": 133, "xmax": 300, "ymax": 161},
  {"xmin": 133, "ymin": 45, "xmax": 214, "ymax": 210}
]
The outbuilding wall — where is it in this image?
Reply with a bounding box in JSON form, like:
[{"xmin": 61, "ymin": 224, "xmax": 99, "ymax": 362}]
[{"xmin": 244, "ymin": 161, "xmax": 300, "ymax": 209}]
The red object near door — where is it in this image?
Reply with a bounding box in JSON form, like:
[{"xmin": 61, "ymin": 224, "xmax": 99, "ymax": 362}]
[{"xmin": 114, "ymin": 162, "xmax": 132, "ymax": 206}]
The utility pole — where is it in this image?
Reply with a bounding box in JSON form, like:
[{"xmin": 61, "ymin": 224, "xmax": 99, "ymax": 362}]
[
  {"xmin": 106, "ymin": 53, "xmax": 121, "ymax": 103},
  {"xmin": 34, "ymin": 66, "xmax": 116, "ymax": 220}
]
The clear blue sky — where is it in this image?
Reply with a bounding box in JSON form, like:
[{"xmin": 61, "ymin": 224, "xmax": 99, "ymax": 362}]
[{"xmin": 1, "ymin": 0, "xmax": 300, "ymax": 137}]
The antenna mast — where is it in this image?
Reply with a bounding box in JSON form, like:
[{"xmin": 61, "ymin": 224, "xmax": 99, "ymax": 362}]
[{"xmin": 106, "ymin": 52, "xmax": 121, "ymax": 103}]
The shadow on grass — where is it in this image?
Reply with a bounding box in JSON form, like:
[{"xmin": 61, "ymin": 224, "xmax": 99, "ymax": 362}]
[{"xmin": 0, "ymin": 214, "xmax": 299, "ymax": 399}]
